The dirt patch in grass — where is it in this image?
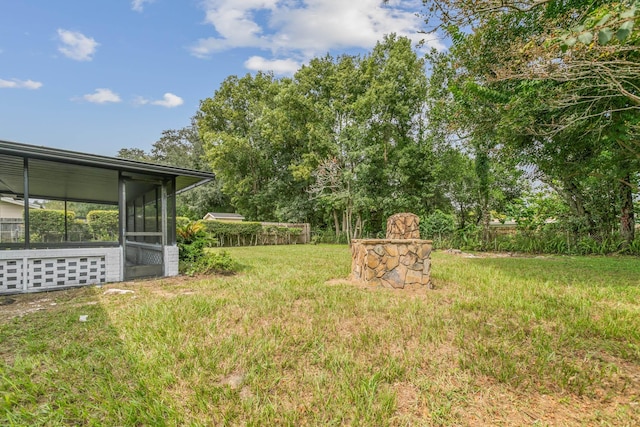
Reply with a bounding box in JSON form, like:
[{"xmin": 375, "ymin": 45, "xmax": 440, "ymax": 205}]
[
  {"xmin": 442, "ymin": 248, "xmax": 553, "ymax": 259},
  {"xmin": 462, "ymin": 377, "xmax": 640, "ymax": 426},
  {"xmin": 0, "ymin": 287, "xmax": 98, "ymax": 322},
  {"xmin": 0, "ymin": 275, "xmax": 203, "ymax": 322}
]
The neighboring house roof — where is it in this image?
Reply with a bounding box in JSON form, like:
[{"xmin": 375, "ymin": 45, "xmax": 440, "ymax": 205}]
[
  {"xmin": 0, "ymin": 139, "xmax": 215, "ymax": 204},
  {"xmin": 204, "ymin": 212, "xmax": 245, "ymax": 221},
  {"xmin": 0, "ymin": 197, "xmax": 40, "ymax": 210}
]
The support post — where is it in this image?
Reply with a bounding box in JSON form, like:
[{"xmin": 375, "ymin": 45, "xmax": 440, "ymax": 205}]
[
  {"xmin": 161, "ymin": 181, "xmax": 168, "ymax": 247},
  {"xmin": 118, "ymin": 172, "xmax": 126, "ymax": 280},
  {"xmin": 23, "ymin": 157, "xmax": 29, "ymax": 249},
  {"xmin": 64, "ymin": 200, "xmax": 68, "ymax": 242},
  {"xmin": 161, "ymin": 181, "xmax": 168, "ymax": 276}
]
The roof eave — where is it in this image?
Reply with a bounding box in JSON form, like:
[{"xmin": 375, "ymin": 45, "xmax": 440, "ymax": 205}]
[{"xmin": 0, "ymin": 139, "xmax": 215, "ymax": 181}]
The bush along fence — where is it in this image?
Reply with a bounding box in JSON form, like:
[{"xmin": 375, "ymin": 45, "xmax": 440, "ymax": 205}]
[
  {"xmin": 199, "ymin": 220, "xmax": 310, "ymax": 247},
  {"xmin": 419, "ymin": 210, "xmax": 640, "ymax": 256}
]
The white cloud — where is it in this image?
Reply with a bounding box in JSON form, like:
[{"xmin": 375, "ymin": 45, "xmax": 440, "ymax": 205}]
[
  {"xmin": 135, "ymin": 93, "xmax": 184, "ymax": 108},
  {"xmin": 0, "ymin": 78, "xmax": 43, "ymax": 89},
  {"xmin": 57, "ymin": 29, "xmax": 99, "ymax": 61},
  {"xmin": 152, "ymin": 93, "xmax": 184, "ymax": 107},
  {"xmin": 80, "ymin": 88, "xmax": 121, "ymax": 104},
  {"xmin": 133, "ymin": 96, "xmax": 150, "ymax": 106},
  {"xmin": 132, "ymin": 0, "xmax": 155, "ymax": 12},
  {"xmin": 190, "ymin": 0, "xmax": 444, "ymax": 70},
  {"xmin": 245, "ymin": 56, "xmax": 300, "ymax": 75}
]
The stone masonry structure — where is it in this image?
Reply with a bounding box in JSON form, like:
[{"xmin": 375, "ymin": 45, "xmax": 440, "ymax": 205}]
[
  {"xmin": 385, "ymin": 212, "xmax": 421, "ymax": 239},
  {"xmin": 351, "ymin": 213, "xmax": 432, "ymax": 289}
]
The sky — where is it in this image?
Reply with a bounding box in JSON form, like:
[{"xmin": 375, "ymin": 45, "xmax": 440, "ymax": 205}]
[{"xmin": 1, "ymin": 0, "xmax": 444, "ymax": 157}]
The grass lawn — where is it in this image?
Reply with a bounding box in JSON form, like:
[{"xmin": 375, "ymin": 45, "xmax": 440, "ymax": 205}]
[{"xmin": 1, "ymin": 245, "xmax": 640, "ymax": 426}]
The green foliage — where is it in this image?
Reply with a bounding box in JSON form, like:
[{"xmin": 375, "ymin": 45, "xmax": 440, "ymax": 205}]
[
  {"xmin": 311, "ymin": 228, "xmax": 350, "ymax": 244},
  {"xmin": 203, "ymin": 220, "xmax": 262, "ymax": 246},
  {"xmin": 176, "ymin": 221, "xmax": 209, "ymax": 262},
  {"xmin": 424, "ymin": 0, "xmax": 639, "ymax": 250},
  {"xmin": 262, "ymin": 225, "xmax": 302, "ymax": 237},
  {"xmin": 117, "ymin": 124, "xmax": 232, "ymax": 218},
  {"xmin": 86, "ymin": 210, "xmax": 119, "ymax": 241},
  {"xmin": 197, "ymin": 35, "xmax": 451, "ymax": 237},
  {"xmin": 177, "ymin": 222, "xmax": 239, "ymax": 274},
  {"xmin": 202, "ymin": 220, "xmax": 303, "ymax": 246},
  {"xmin": 26, "ymin": 209, "xmax": 108, "ymax": 242},
  {"xmin": 180, "ymin": 249, "xmax": 238, "ymax": 276},
  {"xmin": 28, "ymin": 209, "xmax": 75, "ymax": 242},
  {"xmin": 419, "ymin": 188, "xmax": 639, "ymax": 255},
  {"xmin": 41, "ymin": 201, "xmax": 117, "ymax": 219},
  {"xmin": 558, "ymin": 0, "xmax": 639, "ymax": 49},
  {"xmin": 420, "ymin": 210, "xmax": 456, "ymax": 239},
  {"xmin": 68, "ymin": 220, "xmax": 91, "ymax": 242},
  {"xmin": 203, "ymin": 220, "xmax": 263, "ymax": 238},
  {"xmin": 434, "ymin": 219, "xmax": 640, "ymax": 256},
  {"xmin": 176, "ymin": 216, "xmax": 191, "ymax": 228},
  {"xmin": 113, "ymin": 4, "xmax": 636, "ymax": 250}
]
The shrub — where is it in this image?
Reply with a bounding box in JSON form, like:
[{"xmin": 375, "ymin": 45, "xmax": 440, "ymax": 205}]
[
  {"xmin": 310, "ymin": 229, "xmax": 349, "ymax": 244},
  {"xmin": 86, "ymin": 210, "xmax": 119, "ymax": 241},
  {"xmin": 180, "ymin": 250, "xmax": 238, "ymax": 276},
  {"xmin": 68, "ymin": 220, "xmax": 91, "ymax": 241},
  {"xmin": 203, "ymin": 220, "xmax": 263, "ymax": 246},
  {"xmin": 177, "ymin": 221, "xmax": 208, "ymax": 262},
  {"xmin": 176, "ymin": 216, "xmax": 191, "ymax": 228},
  {"xmin": 29, "ymin": 209, "xmax": 75, "ymax": 242},
  {"xmin": 421, "ymin": 210, "xmax": 456, "ymax": 240}
]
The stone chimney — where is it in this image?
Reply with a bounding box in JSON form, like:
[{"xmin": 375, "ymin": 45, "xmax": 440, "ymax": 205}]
[{"xmin": 386, "ymin": 213, "xmax": 420, "ymax": 239}]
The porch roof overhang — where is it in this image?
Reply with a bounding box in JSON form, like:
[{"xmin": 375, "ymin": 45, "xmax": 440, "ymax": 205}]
[{"xmin": 0, "ymin": 139, "xmax": 215, "ymax": 203}]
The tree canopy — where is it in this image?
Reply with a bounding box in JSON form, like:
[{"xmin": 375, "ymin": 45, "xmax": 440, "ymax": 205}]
[
  {"xmin": 115, "ymin": 3, "xmax": 640, "ymax": 250},
  {"xmin": 421, "ymin": 0, "xmax": 640, "ymax": 243}
]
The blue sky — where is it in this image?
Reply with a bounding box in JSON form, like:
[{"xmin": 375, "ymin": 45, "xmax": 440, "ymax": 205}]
[{"xmin": 1, "ymin": 0, "xmax": 443, "ymax": 157}]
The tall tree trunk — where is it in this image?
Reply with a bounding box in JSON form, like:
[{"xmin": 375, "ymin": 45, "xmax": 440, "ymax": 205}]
[
  {"xmin": 556, "ymin": 180, "xmax": 594, "ymax": 235},
  {"xmin": 352, "ymin": 214, "xmax": 362, "ymax": 240},
  {"xmin": 481, "ymin": 205, "xmax": 491, "ymax": 242},
  {"xmin": 333, "ymin": 210, "xmax": 340, "ymax": 236},
  {"xmin": 620, "ymin": 176, "xmax": 635, "ymax": 245},
  {"xmin": 475, "ymin": 147, "xmax": 490, "ymax": 242}
]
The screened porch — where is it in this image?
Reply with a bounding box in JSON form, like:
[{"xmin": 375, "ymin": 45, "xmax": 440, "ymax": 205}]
[{"xmin": 0, "ymin": 140, "xmax": 214, "ymax": 294}]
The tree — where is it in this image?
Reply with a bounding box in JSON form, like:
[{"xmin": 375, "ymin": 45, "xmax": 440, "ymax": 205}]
[
  {"xmin": 197, "ymin": 35, "xmax": 453, "ymax": 236},
  {"xmin": 356, "ymin": 35, "xmax": 431, "ymax": 223},
  {"xmin": 421, "ymin": 0, "xmax": 639, "ymax": 244},
  {"xmin": 118, "ymin": 123, "xmax": 231, "ymax": 219},
  {"xmin": 116, "ymin": 147, "xmax": 149, "ymax": 162},
  {"xmin": 198, "ymin": 72, "xmax": 290, "ymax": 221},
  {"xmin": 425, "ymin": 36, "xmax": 527, "ymax": 236}
]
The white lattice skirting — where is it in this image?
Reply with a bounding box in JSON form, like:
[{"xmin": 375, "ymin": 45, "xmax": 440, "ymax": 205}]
[{"xmin": 0, "ymin": 247, "xmax": 122, "ymax": 294}]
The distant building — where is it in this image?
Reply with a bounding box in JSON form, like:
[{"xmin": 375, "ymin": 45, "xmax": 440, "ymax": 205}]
[
  {"xmin": 0, "ymin": 197, "xmax": 41, "ymax": 244},
  {"xmin": 203, "ymin": 212, "xmax": 245, "ymax": 222},
  {"xmin": 0, "ymin": 197, "xmax": 40, "ymax": 219}
]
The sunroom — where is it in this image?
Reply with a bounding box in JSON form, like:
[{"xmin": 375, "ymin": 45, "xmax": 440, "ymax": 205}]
[{"xmin": 0, "ymin": 140, "xmax": 214, "ymax": 294}]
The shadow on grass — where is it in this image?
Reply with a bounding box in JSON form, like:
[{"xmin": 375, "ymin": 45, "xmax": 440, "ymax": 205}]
[{"xmin": 0, "ymin": 287, "xmax": 180, "ymax": 426}]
